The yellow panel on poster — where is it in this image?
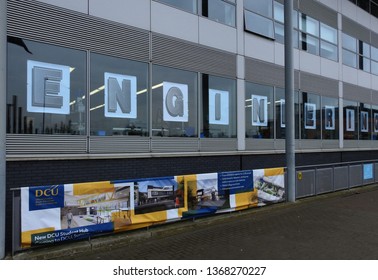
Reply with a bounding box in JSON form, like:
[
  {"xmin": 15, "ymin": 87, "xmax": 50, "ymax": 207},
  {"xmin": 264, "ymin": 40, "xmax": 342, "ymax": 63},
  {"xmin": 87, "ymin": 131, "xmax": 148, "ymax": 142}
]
[
  {"xmin": 234, "ymin": 190, "xmax": 258, "ymax": 208},
  {"xmin": 264, "ymin": 167, "xmax": 284, "ymax": 177},
  {"xmin": 73, "ymin": 181, "xmax": 114, "ymax": 195},
  {"xmin": 21, "ymin": 227, "xmax": 56, "ymax": 247}
]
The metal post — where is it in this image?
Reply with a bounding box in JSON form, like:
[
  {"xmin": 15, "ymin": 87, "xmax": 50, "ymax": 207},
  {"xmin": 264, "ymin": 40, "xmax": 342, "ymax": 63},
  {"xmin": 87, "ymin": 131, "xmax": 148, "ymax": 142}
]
[{"xmin": 284, "ymin": 0, "xmax": 296, "ymax": 202}]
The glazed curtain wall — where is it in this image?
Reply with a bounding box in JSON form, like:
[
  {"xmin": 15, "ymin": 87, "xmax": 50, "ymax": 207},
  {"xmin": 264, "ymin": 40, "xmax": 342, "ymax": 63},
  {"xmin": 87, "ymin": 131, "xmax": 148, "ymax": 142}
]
[
  {"xmin": 7, "ymin": 38, "xmax": 378, "ymax": 146},
  {"xmin": 20, "ymin": 167, "xmax": 285, "ymax": 247}
]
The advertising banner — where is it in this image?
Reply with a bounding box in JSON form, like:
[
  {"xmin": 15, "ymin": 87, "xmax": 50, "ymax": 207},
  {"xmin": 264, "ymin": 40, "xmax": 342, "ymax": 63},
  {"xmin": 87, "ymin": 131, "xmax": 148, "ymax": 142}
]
[{"xmin": 20, "ymin": 168, "xmax": 285, "ymax": 247}]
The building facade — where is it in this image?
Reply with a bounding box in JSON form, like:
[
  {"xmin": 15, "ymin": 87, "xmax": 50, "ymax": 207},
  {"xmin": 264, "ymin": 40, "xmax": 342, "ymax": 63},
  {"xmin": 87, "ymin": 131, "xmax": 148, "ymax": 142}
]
[{"xmin": 4, "ymin": 0, "xmax": 378, "ymax": 254}]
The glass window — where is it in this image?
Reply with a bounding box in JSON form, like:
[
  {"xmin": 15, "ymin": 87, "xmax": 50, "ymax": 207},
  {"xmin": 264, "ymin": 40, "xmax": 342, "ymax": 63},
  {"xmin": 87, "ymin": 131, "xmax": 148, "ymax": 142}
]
[
  {"xmin": 320, "ymin": 23, "xmax": 337, "ymax": 44},
  {"xmin": 301, "ymin": 92, "xmax": 321, "ymax": 139},
  {"xmin": 273, "ymin": 1, "xmax": 284, "ymax": 23},
  {"xmin": 371, "ymin": 104, "xmax": 378, "ymax": 140},
  {"xmin": 152, "ymin": 65, "xmax": 198, "ymax": 137},
  {"xmin": 200, "ymin": 75, "xmax": 237, "ymax": 138},
  {"xmin": 244, "ymin": 0, "xmax": 272, "ymax": 18},
  {"xmin": 322, "ymin": 97, "xmax": 339, "ymax": 140},
  {"xmin": 343, "ymin": 100, "xmax": 358, "ymax": 140},
  {"xmin": 299, "ymin": 14, "xmax": 319, "ymax": 37},
  {"xmin": 371, "ymin": 46, "xmax": 378, "ymax": 61},
  {"xmin": 343, "ymin": 49, "xmax": 357, "ymax": 68},
  {"xmin": 372, "ymin": 60, "xmax": 378, "ymax": 75},
  {"xmin": 7, "ymin": 38, "xmax": 86, "ymax": 135},
  {"xmin": 359, "ymin": 103, "xmax": 371, "ymax": 140},
  {"xmin": 321, "ymin": 41, "xmax": 338, "ymax": 61},
  {"xmin": 154, "ymin": 0, "xmax": 197, "ymax": 14},
  {"xmin": 244, "ymin": 10, "xmax": 274, "ymax": 39},
  {"xmin": 274, "ymin": 22, "xmax": 285, "ymax": 44},
  {"xmin": 245, "ymin": 83, "xmax": 274, "ymax": 139},
  {"xmin": 275, "ymin": 88, "xmax": 299, "ymax": 139},
  {"xmin": 301, "ymin": 33, "xmax": 320, "ymax": 55},
  {"xmin": 342, "ymin": 33, "xmax": 357, "ymax": 52},
  {"xmin": 207, "ymin": 0, "xmax": 236, "ymax": 27},
  {"xmin": 90, "ymin": 53, "xmax": 148, "ymax": 136}
]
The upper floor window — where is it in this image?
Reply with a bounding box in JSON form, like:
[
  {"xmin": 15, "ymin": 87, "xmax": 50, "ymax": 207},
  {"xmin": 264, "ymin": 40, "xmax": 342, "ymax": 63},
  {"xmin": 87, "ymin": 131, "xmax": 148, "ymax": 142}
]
[
  {"xmin": 155, "ymin": 0, "xmax": 236, "ymax": 27},
  {"xmin": 155, "ymin": 0, "xmax": 197, "ymax": 14},
  {"xmin": 342, "ymin": 33, "xmax": 373, "ymax": 73},
  {"xmin": 204, "ymin": 0, "xmax": 236, "ymax": 27},
  {"xmin": 244, "ymin": 0, "xmax": 274, "ymax": 39}
]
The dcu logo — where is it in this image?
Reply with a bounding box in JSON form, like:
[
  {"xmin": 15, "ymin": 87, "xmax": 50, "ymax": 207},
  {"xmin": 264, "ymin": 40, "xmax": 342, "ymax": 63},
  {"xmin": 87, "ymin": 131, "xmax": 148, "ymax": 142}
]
[{"xmin": 29, "ymin": 185, "xmax": 64, "ymax": 211}]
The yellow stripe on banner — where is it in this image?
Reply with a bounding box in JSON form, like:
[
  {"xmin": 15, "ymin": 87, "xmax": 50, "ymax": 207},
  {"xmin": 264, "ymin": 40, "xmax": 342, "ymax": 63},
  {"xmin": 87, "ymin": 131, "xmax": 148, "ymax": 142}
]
[
  {"xmin": 21, "ymin": 227, "xmax": 56, "ymax": 247},
  {"xmin": 235, "ymin": 190, "xmax": 258, "ymax": 208},
  {"xmin": 264, "ymin": 167, "xmax": 284, "ymax": 177},
  {"xmin": 73, "ymin": 181, "xmax": 114, "ymax": 195}
]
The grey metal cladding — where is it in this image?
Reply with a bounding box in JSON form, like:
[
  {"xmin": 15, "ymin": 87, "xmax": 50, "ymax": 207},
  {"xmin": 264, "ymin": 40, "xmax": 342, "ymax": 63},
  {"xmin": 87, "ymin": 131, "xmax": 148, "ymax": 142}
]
[
  {"xmin": 245, "ymin": 58, "xmax": 284, "ymax": 87},
  {"xmin": 300, "ymin": 72, "xmax": 338, "ymax": 98},
  {"xmin": 7, "ymin": 0, "xmax": 150, "ymax": 62},
  {"xmin": 343, "ymin": 82, "xmax": 372, "ymax": 103},
  {"xmin": 372, "ymin": 90, "xmax": 378, "ymax": 105},
  {"xmin": 276, "ymin": 0, "xmax": 299, "ymax": 10},
  {"xmin": 371, "ymin": 31, "xmax": 378, "ymax": 48},
  {"xmin": 342, "ymin": 16, "xmax": 370, "ymax": 43},
  {"xmin": 6, "ymin": 135, "xmax": 87, "ymax": 154},
  {"xmin": 151, "ymin": 34, "xmax": 236, "ymax": 78},
  {"xmin": 298, "ymin": 0, "xmax": 337, "ymax": 28}
]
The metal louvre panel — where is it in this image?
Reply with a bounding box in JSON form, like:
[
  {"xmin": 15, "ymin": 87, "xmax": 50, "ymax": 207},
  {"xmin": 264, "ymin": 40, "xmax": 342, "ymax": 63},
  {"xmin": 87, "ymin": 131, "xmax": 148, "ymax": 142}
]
[
  {"xmin": 245, "ymin": 58, "xmax": 285, "ymax": 87},
  {"xmin": 7, "ymin": 0, "xmax": 149, "ymax": 62},
  {"xmin": 151, "ymin": 138, "xmax": 199, "ymax": 152},
  {"xmin": 199, "ymin": 139, "xmax": 237, "ymax": 151},
  {"xmin": 6, "ymin": 135, "xmax": 87, "ymax": 154},
  {"xmin": 245, "ymin": 139, "xmax": 275, "ymax": 150},
  {"xmin": 372, "ymin": 90, "xmax": 378, "ymax": 105},
  {"xmin": 343, "ymin": 83, "xmax": 371, "ymax": 103},
  {"xmin": 298, "ymin": 0, "xmax": 337, "ymax": 28},
  {"xmin": 151, "ymin": 34, "xmax": 236, "ymax": 78},
  {"xmin": 89, "ymin": 137, "xmax": 150, "ymax": 153},
  {"xmin": 342, "ymin": 16, "xmax": 370, "ymax": 43},
  {"xmin": 371, "ymin": 32, "xmax": 378, "ymax": 48},
  {"xmin": 300, "ymin": 72, "xmax": 338, "ymax": 98}
]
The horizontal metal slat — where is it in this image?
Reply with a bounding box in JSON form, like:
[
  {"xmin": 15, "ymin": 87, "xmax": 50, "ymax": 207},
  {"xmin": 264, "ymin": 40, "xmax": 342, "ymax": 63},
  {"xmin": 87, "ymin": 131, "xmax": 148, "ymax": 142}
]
[
  {"xmin": 200, "ymin": 139, "xmax": 237, "ymax": 151},
  {"xmin": 151, "ymin": 138, "xmax": 199, "ymax": 152},
  {"xmin": 6, "ymin": 135, "xmax": 87, "ymax": 154},
  {"xmin": 90, "ymin": 137, "xmax": 150, "ymax": 153}
]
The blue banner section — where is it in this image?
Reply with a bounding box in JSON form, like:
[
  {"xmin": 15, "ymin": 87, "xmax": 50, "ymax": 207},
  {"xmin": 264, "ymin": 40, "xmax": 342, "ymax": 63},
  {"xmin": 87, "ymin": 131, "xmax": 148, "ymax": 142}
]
[
  {"xmin": 218, "ymin": 170, "xmax": 253, "ymax": 195},
  {"xmin": 30, "ymin": 223, "xmax": 114, "ymax": 246},
  {"xmin": 29, "ymin": 185, "xmax": 65, "ymax": 211}
]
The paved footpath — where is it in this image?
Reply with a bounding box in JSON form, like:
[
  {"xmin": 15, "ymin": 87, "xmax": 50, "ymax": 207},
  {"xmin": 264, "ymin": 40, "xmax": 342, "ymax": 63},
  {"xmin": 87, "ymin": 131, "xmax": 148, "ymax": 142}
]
[{"xmin": 14, "ymin": 184, "xmax": 378, "ymax": 260}]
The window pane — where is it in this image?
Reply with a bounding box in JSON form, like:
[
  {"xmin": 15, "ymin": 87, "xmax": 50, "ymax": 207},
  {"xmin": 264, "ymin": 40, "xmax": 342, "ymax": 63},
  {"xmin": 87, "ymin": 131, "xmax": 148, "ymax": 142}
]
[
  {"xmin": 371, "ymin": 46, "xmax": 378, "ymax": 61},
  {"xmin": 245, "ymin": 10, "xmax": 274, "ymax": 39},
  {"xmin": 273, "ymin": 1, "xmax": 284, "ymax": 23},
  {"xmin": 371, "ymin": 105, "xmax": 378, "ymax": 140},
  {"xmin": 7, "ymin": 38, "xmax": 86, "ymax": 135},
  {"xmin": 90, "ymin": 53, "xmax": 148, "ymax": 136},
  {"xmin": 275, "ymin": 22, "xmax": 284, "ymax": 44},
  {"xmin": 322, "ymin": 96, "xmax": 339, "ymax": 140},
  {"xmin": 301, "ymin": 92, "xmax": 321, "ymax": 139},
  {"xmin": 344, "ymin": 100, "xmax": 358, "ymax": 140},
  {"xmin": 299, "ymin": 14, "xmax": 319, "ymax": 36},
  {"xmin": 208, "ymin": 0, "xmax": 236, "ymax": 27},
  {"xmin": 244, "ymin": 0, "xmax": 272, "ymax": 18},
  {"xmin": 359, "ymin": 56, "xmax": 371, "ymax": 72},
  {"xmin": 372, "ymin": 60, "xmax": 378, "ymax": 75},
  {"xmin": 155, "ymin": 0, "xmax": 197, "ymax": 13},
  {"xmin": 342, "ymin": 33, "xmax": 357, "ymax": 52},
  {"xmin": 343, "ymin": 49, "xmax": 357, "ymax": 68},
  {"xmin": 201, "ymin": 75, "xmax": 237, "ymax": 138},
  {"xmin": 359, "ymin": 103, "xmax": 371, "ymax": 140},
  {"xmin": 320, "ymin": 23, "xmax": 337, "ymax": 44},
  {"xmin": 361, "ymin": 41, "xmax": 371, "ymax": 58},
  {"xmin": 152, "ymin": 65, "xmax": 198, "ymax": 137},
  {"xmin": 275, "ymin": 88, "xmax": 299, "ymax": 139},
  {"xmin": 300, "ymin": 33, "xmax": 319, "ymax": 55},
  {"xmin": 321, "ymin": 40, "xmax": 338, "ymax": 61},
  {"xmin": 245, "ymin": 83, "xmax": 274, "ymax": 139}
]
